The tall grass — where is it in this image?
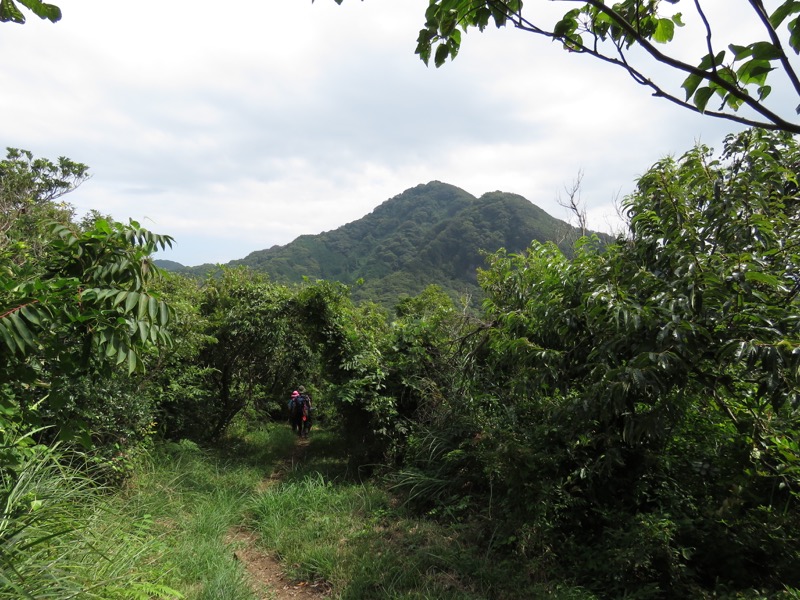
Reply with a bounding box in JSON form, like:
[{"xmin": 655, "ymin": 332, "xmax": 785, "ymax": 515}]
[
  {"xmin": 246, "ymin": 428, "xmax": 600, "ymax": 599},
  {"xmin": 116, "ymin": 440, "xmax": 259, "ymax": 599},
  {"xmin": 2, "ymin": 423, "xmax": 597, "ymax": 599},
  {"xmin": 0, "ymin": 422, "xmax": 296, "ymax": 600},
  {"xmin": 0, "ymin": 444, "xmax": 181, "ymax": 599},
  {"xmin": 106, "ymin": 424, "xmax": 299, "ymax": 599},
  {"xmin": 246, "ymin": 430, "xmax": 496, "ymax": 599}
]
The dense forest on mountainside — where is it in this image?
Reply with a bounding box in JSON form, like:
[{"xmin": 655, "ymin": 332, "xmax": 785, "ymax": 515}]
[
  {"xmin": 3, "ymin": 129, "xmax": 800, "ymax": 598},
  {"xmin": 157, "ymin": 181, "xmax": 605, "ymax": 307}
]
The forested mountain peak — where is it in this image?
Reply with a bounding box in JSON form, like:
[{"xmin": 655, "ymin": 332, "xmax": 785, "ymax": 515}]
[
  {"xmin": 368, "ymin": 180, "xmax": 476, "ymax": 215},
  {"xmin": 159, "ymin": 181, "xmax": 600, "ymax": 306}
]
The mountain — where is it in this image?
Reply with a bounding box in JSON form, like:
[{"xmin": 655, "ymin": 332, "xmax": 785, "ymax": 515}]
[{"xmin": 156, "ymin": 181, "xmax": 611, "ymax": 308}]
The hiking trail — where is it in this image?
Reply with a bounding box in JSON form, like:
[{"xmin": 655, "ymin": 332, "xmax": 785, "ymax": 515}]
[{"xmin": 225, "ymin": 436, "xmax": 329, "ymax": 599}]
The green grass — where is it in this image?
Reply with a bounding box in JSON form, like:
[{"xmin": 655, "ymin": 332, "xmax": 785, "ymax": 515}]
[
  {"xmin": 111, "ymin": 429, "xmax": 298, "ymax": 600},
  {"xmin": 8, "ymin": 423, "xmax": 595, "ymax": 599},
  {"xmin": 0, "ymin": 445, "xmax": 183, "ymax": 599},
  {"xmin": 131, "ymin": 424, "xmax": 601, "ymax": 599},
  {"xmin": 244, "ymin": 429, "xmax": 537, "ymax": 599}
]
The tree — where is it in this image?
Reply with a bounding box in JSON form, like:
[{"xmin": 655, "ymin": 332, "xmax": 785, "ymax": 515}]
[
  {"xmin": 332, "ymin": 0, "xmax": 800, "ymax": 133},
  {"xmin": 184, "ymin": 267, "xmax": 308, "ymax": 440},
  {"xmin": 0, "ymin": 148, "xmax": 88, "ymax": 264},
  {"xmin": 387, "ymin": 128, "xmax": 800, "ymax": 595},
  {"xmin": 289, "ymin": 280, "xmax": 395, "ymax": 462},
  {"xmin": 0, "ymin": 0, "xmax": 60, "ymax": 24},
  {"xmin": 0, "ymin": 218, "xmax": 174, "ymax": 377},
  {"xmin": 1, "ymin": 149, "xmax": 175, "ymax": 459}
]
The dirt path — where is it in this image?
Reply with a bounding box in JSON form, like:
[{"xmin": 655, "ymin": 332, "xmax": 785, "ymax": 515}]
[
  {"xmin": 225, "ymin": 437, "xmax": 329, "ymax": 600},
  {"xmin": 225, "ymin": 526, "xmax": 328, "ymax": 599}
]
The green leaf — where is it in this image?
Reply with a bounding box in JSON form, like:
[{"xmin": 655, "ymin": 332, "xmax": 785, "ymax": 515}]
[
  {"xmin": 439, "ymin": 9, "xmax": 457, "ymax": 37},
  {"xmin": 9, "ymin": 311, "xmax": 35, "ymax": 348},
  {"xmin": 653, "ymin": 18, "xmax": 675, "ymax": 43},
  {"xmin": 124, "ymin": 291, "xmax": 139, "ymax": 314},
  {"xmin": 19, "ymin": 304, "xmax": 41, "ymax": 326},
  {"xmin": 116, "ymin": 343, "xmax": 128, "ymax": 365},
  {"xmin": 17, "ymin": 0, "xmax": 61, "ymax": 22},
  {"xmin": 424, "ymin": 1, "xmax": 438, "ymax": 24},
  {"xmin": 148, "ymin": 295, "xmax": 158, "ymax": 322},
  {"xmin": 105, "ymin": 334, "xmax": 118, "ymax": 358},
  {"xmin": 474, "ymin": 5, "xmax": 491, "ymax": 30},
  {"xmin": 158, "ymin": 301, "xmax": 169, "ymax": 326},
  {"xmin": 790, "ymin": 16, "xmax": 800, "ymax": 53},
  {"xmin": 0, "ymin": 321, "xmax": 18, "ymax": 353},
  {"xmin": 715, "ymin": 66, "xmax": 737, "ymax": 92},
  {"xmin": 128, "ymin": 347, "xmax": 137, "ymax": 374},
  {"xmin": 682, "ymin": 72, "xmax": 703, "ymax": 99},
  {"xmin": 114, "ymin": 290, "xmax": 128, "ymax": 307},
  {"xmin": 769, "ymin": 1, "xmax": 800, "ymax": 28},
  {"xmin": 6, "ymin": 323, "xmax": 25, "ymax": 353},
  {"xmin": 694, "ymin": 86, "xmax": 714, "ymax": 112},
  {"xmin": 449, "ymin": 28, "xmax": 461, "ymax": 48},
  {"xmin": 490, "ymin": 2, "xmax": 509, "ymax": 27},
  {"xmin": 506, "ymin": 0, "xmax": 522, "ymax": 14},
  {"xmin": 434, "ymin": 42, "xmax": 450, "ymax": 67},
  {"xmin": 415, "ymin": 28, "xmax": 433, "ymax": 65},
  {"xmin": 137, "ymin": 293, "xmax": 148, "ymax": 321},
  {"xmin": 0, "ymin": 0, "xmax": 25, "ymax": 23},
  {"xmin": 737, "ymin": 59, "xmax": 775, "ymax": 85},
  {"xmin": 93, "ymin": 218, "xmax": 112, "ymax": 233},
  {"xmin": 729, "ymin": 44, "xmax": 752, "ymax": 60},
  {"xmin": 554, "ymin": 9, "xmax": 579, "ymax": 38},
  {"xmin": 750, "ymin": 41, "xmax": 783, "ymax": 61},
  {"xmin": 744, "ymin": 271, "xmax": 781, "ymax": 286},
  {"xmin": 698, "ymin": 50, "xmax": 726, "ymax": 70}
]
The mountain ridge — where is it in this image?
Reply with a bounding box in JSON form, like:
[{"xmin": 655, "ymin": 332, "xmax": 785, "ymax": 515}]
[{"xmin": 156, "ymin": 181, "xmax": 611, "ymax": 307}]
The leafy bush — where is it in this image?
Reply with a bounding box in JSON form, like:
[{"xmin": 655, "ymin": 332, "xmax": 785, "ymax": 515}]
[{"xmin": 387, "ymin": 129, "xmax": 800, "ymax": 597}]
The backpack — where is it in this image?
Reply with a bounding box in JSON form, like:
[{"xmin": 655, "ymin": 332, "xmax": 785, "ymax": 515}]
[{"xmin": 297, "ymin": 394, "xmax": 310, "ymax": 420}]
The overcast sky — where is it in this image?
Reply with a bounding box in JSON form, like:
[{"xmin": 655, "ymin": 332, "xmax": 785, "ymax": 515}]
[{"xmin": 2, "ymin": 0, "xmax": 779, "ymax": 266}]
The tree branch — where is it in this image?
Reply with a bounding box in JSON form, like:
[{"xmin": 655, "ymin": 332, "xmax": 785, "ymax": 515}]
[
  {"xmin": 748, "ymin": 0, "xmax": 800, "ymax": 100},
  {"xmin": 693, "ymin": 0, "xmax": 715, "ymax": 73},
  {"xmin": 489, "ymin": 0, "xmax": 800, "ymax": 133},
  {"xmin": 580, "ymin": 0, "xmax": 800, "ymax": 132},
  {"xmin": 510, "ymin": 15, "xmax": 797, "ymax": 132}
]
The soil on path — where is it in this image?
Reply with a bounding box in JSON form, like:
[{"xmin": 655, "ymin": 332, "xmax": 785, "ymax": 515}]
[{"xmin": 225, "ymin": 436, "xmax": 329, "ymax": 600}]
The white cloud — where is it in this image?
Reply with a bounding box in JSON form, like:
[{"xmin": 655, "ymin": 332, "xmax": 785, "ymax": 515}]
[{"xmin": 1, "ymin": 0, "xmax": 772, "ymax": 265}]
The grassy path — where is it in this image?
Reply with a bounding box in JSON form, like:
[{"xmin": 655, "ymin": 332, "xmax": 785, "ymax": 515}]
[
  {"xmin": 224, "ymin": 435, "xmax": 329, "ymax": 599},
  {"xmin": 118, "ymin": 424, "xmax": 527, "ymax": 600}
]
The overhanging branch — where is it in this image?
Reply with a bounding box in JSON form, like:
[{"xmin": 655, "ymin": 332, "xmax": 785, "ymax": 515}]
[{"xmin": 491, "ymin": 0, "xmax": 800, "ymax": 133}]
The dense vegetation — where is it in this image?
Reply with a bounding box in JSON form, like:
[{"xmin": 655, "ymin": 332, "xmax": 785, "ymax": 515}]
[
  {"xmin": 156, "ymin": 181, "xmax": 602, "ymax": 309},
  {"xmin": 2, "ymin": 127, "xmax": 800, "ymax": 598}
]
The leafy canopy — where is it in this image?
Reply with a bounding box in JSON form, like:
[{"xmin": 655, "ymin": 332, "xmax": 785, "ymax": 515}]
[{"xmin": 0, "ymin": 148, "xmax": 175, "ymax": 378}]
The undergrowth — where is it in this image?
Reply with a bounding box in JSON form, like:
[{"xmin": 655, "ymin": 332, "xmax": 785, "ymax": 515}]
[
  {"xmin": 0, "ymin": 444, "xmax": 181, "ymax": 599},
  {"xmin": 4, "ymin": 423, "xmax": 597, "ymax": 599},
  {"xmin": 245, "ymin": 427, "xmax": 593, "ymax": 599}
]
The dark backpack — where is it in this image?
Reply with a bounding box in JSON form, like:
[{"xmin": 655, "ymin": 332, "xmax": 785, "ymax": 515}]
[{"xmin": 297, "ymin": 394, "xmax": 310, "ymax": 419}]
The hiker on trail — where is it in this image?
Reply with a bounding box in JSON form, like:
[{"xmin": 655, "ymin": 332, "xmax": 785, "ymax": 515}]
[
  {"xmin": 294, "ymin": 386, "xmax": 313, "ymax": 438},
  {"xmin": 288, "ymin": 390, "xmax": 300, "ymax": 433}
]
